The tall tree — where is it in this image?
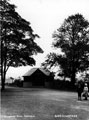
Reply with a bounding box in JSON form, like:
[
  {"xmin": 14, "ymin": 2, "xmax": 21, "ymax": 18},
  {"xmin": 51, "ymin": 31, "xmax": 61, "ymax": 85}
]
[
  {"xmin": 42, "ymin": 14, "xmax": 89, "ymax": 85},
  {"xmin": 0, "ymin": 0, "xmax": 43, "ymax": 90}
]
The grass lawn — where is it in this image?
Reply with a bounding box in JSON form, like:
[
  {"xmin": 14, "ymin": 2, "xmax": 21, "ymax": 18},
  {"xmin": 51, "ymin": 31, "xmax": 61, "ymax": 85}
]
[{"xmin": 1, "ymin": 86, "xmax": 89, "ymax": 120}]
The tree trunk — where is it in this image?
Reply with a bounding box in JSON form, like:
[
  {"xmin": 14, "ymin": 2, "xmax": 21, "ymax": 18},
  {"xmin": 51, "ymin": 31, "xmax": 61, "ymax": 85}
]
[
  {"xmin": 1, "ymin": 72, "xmax": 6, "ymax": 91},
  {"xmin": 1, "ymin": 78, "xmax": 5, "ymax": 91},
  {"xmin": 71, "ymin": 71, "xmax": 76, "ymax": 88}
]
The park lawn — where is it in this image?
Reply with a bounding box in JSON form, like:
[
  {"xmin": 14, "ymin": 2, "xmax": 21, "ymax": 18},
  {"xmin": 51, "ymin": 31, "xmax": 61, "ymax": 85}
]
[{"xmin": 1, "ymin": 86, "xmax": 89, "ymax": 120}]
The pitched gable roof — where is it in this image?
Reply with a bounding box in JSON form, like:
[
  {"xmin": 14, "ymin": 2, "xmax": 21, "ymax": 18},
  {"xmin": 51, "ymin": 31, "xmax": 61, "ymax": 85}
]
[
  {"xmin": 23, "ymin": 68, "xmax": 50, "ymax": 76},
  {"xmin": 39, "ymin": 68, "xmax": 50, "ymax": 76}
]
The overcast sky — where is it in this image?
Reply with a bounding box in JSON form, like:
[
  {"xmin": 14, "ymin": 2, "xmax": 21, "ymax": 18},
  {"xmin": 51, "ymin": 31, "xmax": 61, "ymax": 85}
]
[{"xmin": 7, "ymin": 0, "xmax": 89, "ymax": 78}]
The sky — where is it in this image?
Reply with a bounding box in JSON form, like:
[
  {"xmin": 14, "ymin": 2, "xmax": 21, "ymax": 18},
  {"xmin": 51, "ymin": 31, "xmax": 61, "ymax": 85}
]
[{"xmin": 7, "ymin": 0, "xmax": 89, "ymax": 78}]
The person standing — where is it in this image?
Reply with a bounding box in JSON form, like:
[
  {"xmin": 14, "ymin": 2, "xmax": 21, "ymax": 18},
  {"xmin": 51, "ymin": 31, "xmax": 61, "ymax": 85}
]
[
  {"xmin": 77, "ymin": 80, "xmax": 83, "ymax": 100},
  {"xmin": 83, "ymin": 83, "xmax": 88, "ymax": 100}
]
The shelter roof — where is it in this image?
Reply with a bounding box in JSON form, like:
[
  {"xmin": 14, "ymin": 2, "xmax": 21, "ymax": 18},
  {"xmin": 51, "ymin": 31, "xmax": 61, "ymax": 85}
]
[{"xmin": 23, "ymin": 68, "xmax": 50, "ymax": 76}]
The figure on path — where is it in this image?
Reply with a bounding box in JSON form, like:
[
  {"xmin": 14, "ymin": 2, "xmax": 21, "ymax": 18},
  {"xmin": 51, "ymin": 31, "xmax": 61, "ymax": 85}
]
[
  {"xmin": 77, "ymin": 80, "xmax": 83, "ymax": 100},
  {"xmin": 83, "ymin": 83, "xmax": 88, "ymax": 100}
]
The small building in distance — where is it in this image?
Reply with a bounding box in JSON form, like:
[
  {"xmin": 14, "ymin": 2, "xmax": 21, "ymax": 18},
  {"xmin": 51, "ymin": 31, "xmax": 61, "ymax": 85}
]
[{"xmin": 23, "ymin": 68, "xmax": 53, "ymax": 88}]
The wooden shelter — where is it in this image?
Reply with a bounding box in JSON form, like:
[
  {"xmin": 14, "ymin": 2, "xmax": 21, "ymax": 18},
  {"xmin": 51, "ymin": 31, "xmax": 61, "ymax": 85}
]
[{"xmin": 23, "ymin": 68, "xmax": 53, "ymax": 87}]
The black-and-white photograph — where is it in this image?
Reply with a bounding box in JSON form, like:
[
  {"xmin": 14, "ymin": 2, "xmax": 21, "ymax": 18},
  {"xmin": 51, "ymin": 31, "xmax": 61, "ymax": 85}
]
[{"xmin": 1, "ymin": 0, "xmax": 89, "ymax": 120}]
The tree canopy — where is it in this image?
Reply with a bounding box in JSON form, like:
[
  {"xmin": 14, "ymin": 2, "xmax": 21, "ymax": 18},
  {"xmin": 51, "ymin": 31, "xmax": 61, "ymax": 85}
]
[
  {"xmin": 0, "ymin": 0, "xmax": 43, "ymax": 90},
  {"xmin": 42, "ymin": 14, "xmax": 89, "ymax": 84}
]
